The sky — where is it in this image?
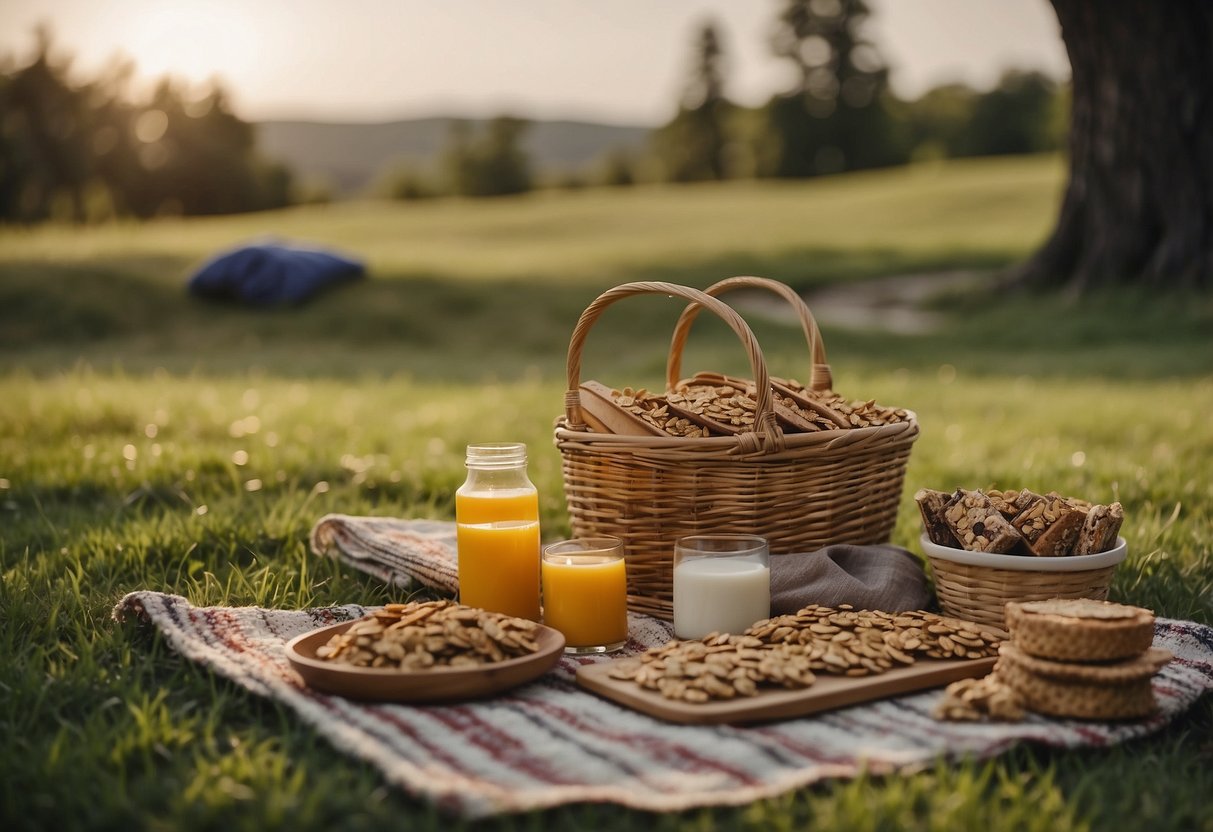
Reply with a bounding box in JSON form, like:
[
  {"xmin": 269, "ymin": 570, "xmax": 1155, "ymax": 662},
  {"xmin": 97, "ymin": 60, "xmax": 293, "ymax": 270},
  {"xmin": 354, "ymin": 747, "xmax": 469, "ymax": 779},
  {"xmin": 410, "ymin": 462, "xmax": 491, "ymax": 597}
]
[{"xmin": 0, "ymin": 0, "xmax": 1069, "ymax": 126}]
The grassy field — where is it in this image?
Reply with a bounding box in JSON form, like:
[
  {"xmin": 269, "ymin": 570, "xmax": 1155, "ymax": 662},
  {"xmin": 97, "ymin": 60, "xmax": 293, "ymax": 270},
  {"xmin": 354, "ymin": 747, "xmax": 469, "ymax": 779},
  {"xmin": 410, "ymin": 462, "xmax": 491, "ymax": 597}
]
[
  {"xmin": 3, "ymin": 155, "xmax": 1213, "ymax": 831},
  {"xmin": 2, "ymin": 154, "xmax": 1065, "ymax": 378}
]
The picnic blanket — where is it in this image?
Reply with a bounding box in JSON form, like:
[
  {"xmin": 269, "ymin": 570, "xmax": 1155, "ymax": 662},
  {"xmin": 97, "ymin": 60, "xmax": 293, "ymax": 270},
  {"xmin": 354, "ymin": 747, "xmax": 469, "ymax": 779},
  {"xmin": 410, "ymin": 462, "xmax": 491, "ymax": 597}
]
[
  {"xmin": 113, "ymin": 591, "xmax": 1213, "ymax": 818},
  {"xmin": 110, "ymin": 515, "xmax": 1213, "ymax": 818}
]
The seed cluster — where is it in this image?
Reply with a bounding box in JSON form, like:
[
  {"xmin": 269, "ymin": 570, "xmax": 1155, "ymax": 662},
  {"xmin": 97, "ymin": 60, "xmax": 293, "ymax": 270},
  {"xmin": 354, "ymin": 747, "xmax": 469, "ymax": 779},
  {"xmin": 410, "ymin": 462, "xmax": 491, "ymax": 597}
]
[
  {"xmin": 782, "ymin": 379, "xmax": 913, "ymax": 429},
  {"xmin": 607, "ymin": 605, "xmax": 1002, "ymax": 703},
  {"xmin": 613, "ymin": 387, "xmax": 711, "ymax": 438},
  {"xmin": 771, "ymin": 391, "xmax": 845, "ymax": 431},
  {"xmin": 933, "ymin": 675, "xmax": 1025, "ymax": 721},
  {"xmin": 314, "ymin": 600, "xmax": 541, "ymax": 670},
  {"xmin": 668, "ymin": 383, "xmax": 758, "ymax": 431},
  {"xmin": 606, "ymin": 378, "xmax": 912, "ymax": 440}
]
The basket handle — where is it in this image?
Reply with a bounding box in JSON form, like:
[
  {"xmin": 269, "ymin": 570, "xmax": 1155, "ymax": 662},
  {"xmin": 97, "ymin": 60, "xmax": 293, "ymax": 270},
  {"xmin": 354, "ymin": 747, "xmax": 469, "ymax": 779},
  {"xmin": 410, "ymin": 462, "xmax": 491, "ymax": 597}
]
[
  {"xmin": 565, "ymin": 281, "xmax": 784, "ymax": 453},
  {"xmin": 666, "ymin": 276, "xmax": 833, "ymax": 392}
]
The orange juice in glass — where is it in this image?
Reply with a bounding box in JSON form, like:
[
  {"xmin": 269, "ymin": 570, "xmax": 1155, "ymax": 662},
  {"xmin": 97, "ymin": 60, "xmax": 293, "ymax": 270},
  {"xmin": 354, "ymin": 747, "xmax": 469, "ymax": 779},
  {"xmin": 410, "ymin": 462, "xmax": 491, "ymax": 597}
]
[
  {"xmin": 542, "ymin": 537, "xmax": 628, "ymax": 654},
  {"xmin": 455, "ymin": 443, "xmax": 541, "ymax": 621}
]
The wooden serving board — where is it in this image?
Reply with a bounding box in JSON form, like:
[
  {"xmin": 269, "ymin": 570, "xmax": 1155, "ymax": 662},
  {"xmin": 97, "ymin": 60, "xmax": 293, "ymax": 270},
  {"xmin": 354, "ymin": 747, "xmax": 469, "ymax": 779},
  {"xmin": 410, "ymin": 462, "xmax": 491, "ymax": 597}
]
[{"xmin": 577, "ymin": 654, "xmax": 997, "ymax": 725}]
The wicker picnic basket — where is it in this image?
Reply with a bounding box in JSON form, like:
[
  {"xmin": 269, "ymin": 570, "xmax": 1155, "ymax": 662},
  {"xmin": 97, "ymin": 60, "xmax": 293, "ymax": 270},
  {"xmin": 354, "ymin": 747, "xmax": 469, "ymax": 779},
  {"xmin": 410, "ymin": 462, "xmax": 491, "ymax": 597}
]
[{"xmin": 554, "ymin": 277, "xmax": 920, "ymax": 621}]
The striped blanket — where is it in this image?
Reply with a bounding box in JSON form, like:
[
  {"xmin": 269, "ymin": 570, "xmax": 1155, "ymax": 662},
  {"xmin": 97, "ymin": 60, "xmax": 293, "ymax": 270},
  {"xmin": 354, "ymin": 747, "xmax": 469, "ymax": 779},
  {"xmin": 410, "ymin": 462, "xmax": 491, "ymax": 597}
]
[{"xmin": 113, "ymin": 590, "xmax": 1213, "ymax": 818}]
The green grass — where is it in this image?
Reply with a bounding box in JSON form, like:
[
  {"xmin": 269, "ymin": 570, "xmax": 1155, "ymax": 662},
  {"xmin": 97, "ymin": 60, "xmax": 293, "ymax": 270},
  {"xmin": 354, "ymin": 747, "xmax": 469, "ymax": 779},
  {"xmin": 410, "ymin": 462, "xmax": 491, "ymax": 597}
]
[
  {"xmin": 2, "ymin": 155, "xmax": 1064, "ymax": 378},
  {"xmin": 2, "ymin": 155, "xmax": 1213, "ymax": 831},
  {"xmin": 2, "ymin": 155, "xmax": 1060, "ymax": 283}
]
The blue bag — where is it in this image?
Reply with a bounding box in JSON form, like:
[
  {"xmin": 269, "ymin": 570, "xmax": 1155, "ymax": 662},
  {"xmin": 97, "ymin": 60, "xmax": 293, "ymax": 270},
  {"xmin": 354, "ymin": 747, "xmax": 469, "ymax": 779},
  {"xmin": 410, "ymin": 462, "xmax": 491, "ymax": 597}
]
[{"xmin": 187, "ymin": 242, "xmax": 365, "ymax": 306}]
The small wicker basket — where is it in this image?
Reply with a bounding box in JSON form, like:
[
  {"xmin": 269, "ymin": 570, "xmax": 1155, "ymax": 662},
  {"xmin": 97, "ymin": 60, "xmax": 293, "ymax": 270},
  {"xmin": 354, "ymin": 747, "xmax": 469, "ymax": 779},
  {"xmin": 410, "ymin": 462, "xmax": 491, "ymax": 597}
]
[
  {"xmin": 922, "ymin": 534, "xmax": 1128, "ymax": 629},
  {"xmin": 554, "ymin": 277, "xmax": 919, "ymax": 621}
]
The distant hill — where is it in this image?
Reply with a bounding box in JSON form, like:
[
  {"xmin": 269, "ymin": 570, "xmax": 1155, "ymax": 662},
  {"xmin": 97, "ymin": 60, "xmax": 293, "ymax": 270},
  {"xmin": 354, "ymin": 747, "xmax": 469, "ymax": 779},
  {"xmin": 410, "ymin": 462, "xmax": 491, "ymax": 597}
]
[{"xmin": 257, "ymin": 117, "xmax": 652, "ymax": 195}]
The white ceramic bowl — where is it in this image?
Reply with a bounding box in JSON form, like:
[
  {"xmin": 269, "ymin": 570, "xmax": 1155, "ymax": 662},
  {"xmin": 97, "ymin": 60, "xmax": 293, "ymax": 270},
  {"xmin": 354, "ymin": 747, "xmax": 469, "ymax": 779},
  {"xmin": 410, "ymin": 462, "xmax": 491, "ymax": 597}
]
[{"xmin": 919, "ymin": 534, "xmax": 1128, "ymax": 572}]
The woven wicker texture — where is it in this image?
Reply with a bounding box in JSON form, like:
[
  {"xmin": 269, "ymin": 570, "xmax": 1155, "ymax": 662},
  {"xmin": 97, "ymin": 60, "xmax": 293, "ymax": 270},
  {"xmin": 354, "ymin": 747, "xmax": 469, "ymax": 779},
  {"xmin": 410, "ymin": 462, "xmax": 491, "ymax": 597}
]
[
  {"xmin": 555, "ymin": 278, "xmax": 919, "ymax": 621},
  {"xmin": 930, "ymin": 558, "xmax": 1116, "ymax": 629}
]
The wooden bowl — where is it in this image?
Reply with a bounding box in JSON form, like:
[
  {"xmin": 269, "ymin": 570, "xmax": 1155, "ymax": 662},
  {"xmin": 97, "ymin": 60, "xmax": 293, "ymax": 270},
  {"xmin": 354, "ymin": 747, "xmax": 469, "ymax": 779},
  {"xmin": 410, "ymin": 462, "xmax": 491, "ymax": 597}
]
[{"xmin": 285, "ymin": 618, "xmax": 566, "ymax": 702}]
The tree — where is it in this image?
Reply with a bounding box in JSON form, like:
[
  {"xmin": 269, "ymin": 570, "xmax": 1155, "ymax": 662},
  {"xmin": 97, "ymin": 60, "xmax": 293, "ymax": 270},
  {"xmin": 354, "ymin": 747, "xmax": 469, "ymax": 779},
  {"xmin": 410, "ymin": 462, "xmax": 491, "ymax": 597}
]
[
  {"xmin": 902, "ymin": 73, "xmax": 1065, "ymax": 161},
  {"xmin": 653, "ymin": 20, "xmax": 732, "ymax": 182},
  {"xmin": 441, "ymin": 117, "xmax": 532, "ymax": 197},
  {"xmin": 0, "ymin": 28, "xmax": 93, "ymax": 222},
  {"xmin": 375, "ymin": 161, "xmax": 437, "ymax": 201},
  {"xmin": 1016, "ymin": 0, "xmax": 1213, "ymax": 292},
  {"xmin": 441, "ymin": 120, "xmax": 476, "ymax": 196},
  {"xmin": 757, "ymin": 0, "xmax": 904, "ymax": 178},
  {"xmin": 0, "ymin": 27, "xmax": 293, "ymax": 223},
  {"xmin": 902, "ymin": 83, "xmax": 978, "ymax": 160},
  {"xmin": 596, "ymin": 148, "xmax": 637, "ymax": 187},
  {"xmin": 475, "ymin": 117, "xmax": 531, "ymax": 196},
  {"xmin": 966, "ymin": 70, "xmax": 1060, "ymax": 157}
]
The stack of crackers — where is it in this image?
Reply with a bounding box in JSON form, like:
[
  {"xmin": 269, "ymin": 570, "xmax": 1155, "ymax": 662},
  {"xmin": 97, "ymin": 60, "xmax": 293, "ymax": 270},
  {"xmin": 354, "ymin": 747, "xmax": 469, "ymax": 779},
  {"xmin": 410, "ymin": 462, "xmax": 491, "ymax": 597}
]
[
  {"xmin": 935, "ymin": 598, "xmax": 1171, "ymax": 722},
  {"xmin": 916, "ymin": 487, "xmax": 1123, "ymax": 556}
]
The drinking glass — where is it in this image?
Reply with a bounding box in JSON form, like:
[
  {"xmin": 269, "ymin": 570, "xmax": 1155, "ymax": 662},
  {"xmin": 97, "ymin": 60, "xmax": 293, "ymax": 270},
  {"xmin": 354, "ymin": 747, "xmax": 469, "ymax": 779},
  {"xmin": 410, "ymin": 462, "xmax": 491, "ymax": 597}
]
[
  {"xmin": 542, "ymin": 536, "xmax": 628, "ymax": 654},
  {"xmin": 673, "ymin": 534, "xmax": 770, "ymax": 640}
]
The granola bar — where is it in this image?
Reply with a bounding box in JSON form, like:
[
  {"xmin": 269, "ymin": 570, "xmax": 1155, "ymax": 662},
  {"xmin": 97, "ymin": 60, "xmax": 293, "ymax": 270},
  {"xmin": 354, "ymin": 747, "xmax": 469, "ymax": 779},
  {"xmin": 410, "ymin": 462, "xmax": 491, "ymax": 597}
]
[
  {"xmin": 1011, "ymin": 491, "xmax": 1085, "ymax": 557},
  {"xmin": 916, "ymin": 488, "xmax": 959, "ymax": 546},
  {"xmin": 1072, "ymin": 501, "xmax": 1124, "ymax": 555},
  {"xmin": 943, "ymin": 489, "xmax": 1024, "ymax": 554}
]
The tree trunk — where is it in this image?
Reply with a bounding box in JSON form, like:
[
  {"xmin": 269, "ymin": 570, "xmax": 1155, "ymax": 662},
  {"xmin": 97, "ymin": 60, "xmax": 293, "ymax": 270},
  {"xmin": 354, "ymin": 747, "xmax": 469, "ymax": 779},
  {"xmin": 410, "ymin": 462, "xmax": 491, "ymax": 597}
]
[{"xmin": 1015, "ymin": 0, "xmax": 1213, "ymax": 292}]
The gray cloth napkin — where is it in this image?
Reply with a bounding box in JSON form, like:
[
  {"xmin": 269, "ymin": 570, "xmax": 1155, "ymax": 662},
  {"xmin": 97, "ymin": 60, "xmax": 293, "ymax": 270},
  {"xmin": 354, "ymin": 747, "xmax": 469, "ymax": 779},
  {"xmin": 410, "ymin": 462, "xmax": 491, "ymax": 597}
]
[
  {"xmin": 769, "ymin": 544, "xmax": 932, "ymax": 615},
  {"xmin": 311, "ymin": 514, "xmax": 933, "ymax": 614}
]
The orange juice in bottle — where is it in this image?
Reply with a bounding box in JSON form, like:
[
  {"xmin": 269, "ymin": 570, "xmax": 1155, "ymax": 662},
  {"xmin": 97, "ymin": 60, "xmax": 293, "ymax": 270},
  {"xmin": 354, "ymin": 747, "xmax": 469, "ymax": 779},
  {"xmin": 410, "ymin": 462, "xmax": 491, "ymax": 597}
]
[{"xmin": 455, "ymin": 443, "xmax": 541, "ymax": 620}]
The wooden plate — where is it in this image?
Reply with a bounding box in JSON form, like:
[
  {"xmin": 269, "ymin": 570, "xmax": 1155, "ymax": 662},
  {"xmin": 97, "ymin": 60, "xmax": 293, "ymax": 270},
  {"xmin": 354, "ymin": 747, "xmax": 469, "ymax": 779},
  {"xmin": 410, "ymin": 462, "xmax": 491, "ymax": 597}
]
[
  {"xmin": 577, "ymin": 652, "xmax": 1000, "ymax": 725},
  {"xmin": 285, "ymin": 619, "xmax": 566, "ymax": 702}
]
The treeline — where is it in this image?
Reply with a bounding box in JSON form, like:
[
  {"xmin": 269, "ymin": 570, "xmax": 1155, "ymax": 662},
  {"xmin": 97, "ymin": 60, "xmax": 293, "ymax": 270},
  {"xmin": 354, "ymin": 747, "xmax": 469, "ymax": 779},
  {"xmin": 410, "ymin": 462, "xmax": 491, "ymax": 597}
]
[
  {"xmin": 2, "ymin": 1, "xmax": 1066, "ymax": 222},
  {"xmin": 0, "ymin": 29, "xmax": 292, "ymax": 223},
  {"xmin": 379, "ymin": 117, "xmax": 534, "ymax": 200},
  {"xmin": 379, "ymin": 0, "xmax": 1065, "ymax": 200},
  {"xmin": 647, "ymin": 0, "xmax": 1065, "ymax": 184}
]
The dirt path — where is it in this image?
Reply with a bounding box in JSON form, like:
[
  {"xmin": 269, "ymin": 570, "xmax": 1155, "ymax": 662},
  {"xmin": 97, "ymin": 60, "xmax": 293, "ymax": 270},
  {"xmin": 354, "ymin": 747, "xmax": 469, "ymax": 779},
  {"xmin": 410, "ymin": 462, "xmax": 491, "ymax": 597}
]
[{"xmin": 731, "ymin": 270, "xmax": 989, "ymax": 335}]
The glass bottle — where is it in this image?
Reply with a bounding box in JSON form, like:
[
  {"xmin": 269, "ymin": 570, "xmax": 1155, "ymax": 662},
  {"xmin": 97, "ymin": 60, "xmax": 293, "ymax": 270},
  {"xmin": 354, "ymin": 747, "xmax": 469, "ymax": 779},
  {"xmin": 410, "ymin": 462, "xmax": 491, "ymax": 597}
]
[{"xmin": 455, "ymin": 443, "xmax": 541, "ymax": 620}]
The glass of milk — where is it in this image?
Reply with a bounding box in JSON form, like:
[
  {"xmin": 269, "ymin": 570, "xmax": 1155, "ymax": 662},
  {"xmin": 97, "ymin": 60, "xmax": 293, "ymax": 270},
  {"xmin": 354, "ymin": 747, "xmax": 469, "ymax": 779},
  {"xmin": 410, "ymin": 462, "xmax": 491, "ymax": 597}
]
[{"xmin": 673, "ymin": 534, "xmax": 770, "ymax": 639}]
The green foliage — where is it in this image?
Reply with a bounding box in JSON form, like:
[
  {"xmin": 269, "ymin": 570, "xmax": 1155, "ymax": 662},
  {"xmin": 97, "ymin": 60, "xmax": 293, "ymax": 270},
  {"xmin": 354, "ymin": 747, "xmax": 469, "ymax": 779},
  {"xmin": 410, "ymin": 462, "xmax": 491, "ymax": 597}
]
[
  {"xmin": 646, "ymin": 8, "xmax": 1068, "ymax": 188},
  {"xmin": 441, "ymin": 117, "xmax": 533, "ymax": 197},
  {"xmin": 756, "ymin": 0, "xmax": 906, "ymax": 178},
  {"xmin": 653, "ymin": 20, "xmax": 733, "ymax": 182},
  {"xmin": 374, "ymin": 162, "xmax": 439, "ymax": 201},
  {"xmin": 0, "ymin": 28, "xmax": 293, "ymax": 223},
  {"xmin": 900, "ymin": 83, "xmax": 979, "ymax": 162},
  {"xmin": 120, "ymin": 81, "xmax": 293, "ymax": 216},
  {"xmin": 961, "ymin": 70, "xmax": 1063, "ymax": 157},
  {"xmin": 0, "ymin": 28, "xmax": 96, "ymax": 223},
  {"xmin": 594, "ymin": 149, "xmax": 637, "ymax": 187},
  {"xmin": 549, "ymin": 170, "xmax": 589, "ymax": 191},
  {"xmin": 291, "ymin": 175, "xmax": 335, "ymax": 207}
]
